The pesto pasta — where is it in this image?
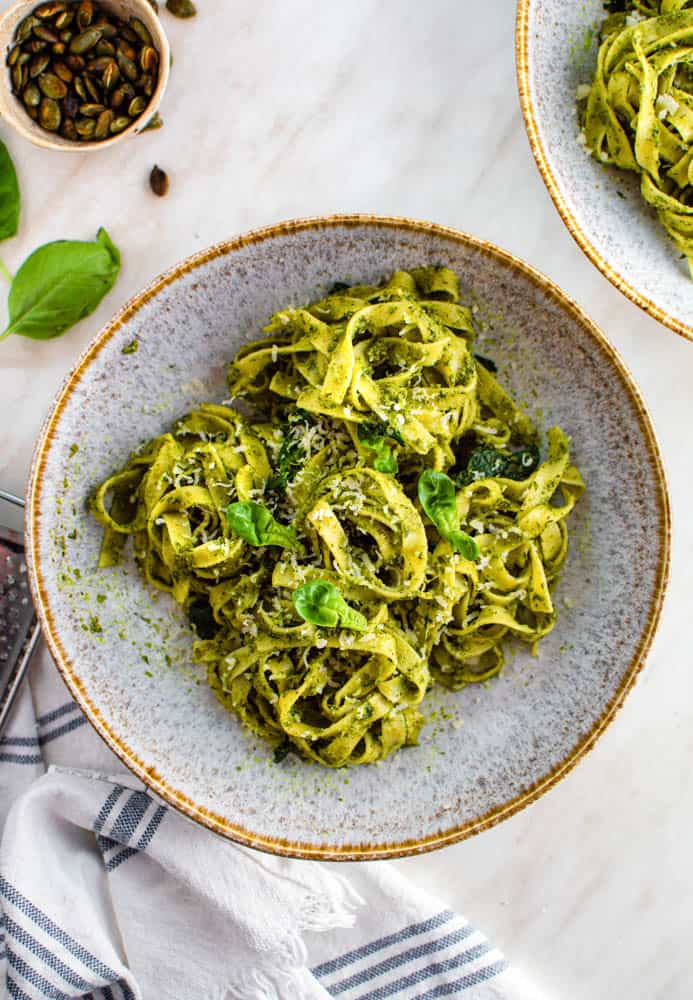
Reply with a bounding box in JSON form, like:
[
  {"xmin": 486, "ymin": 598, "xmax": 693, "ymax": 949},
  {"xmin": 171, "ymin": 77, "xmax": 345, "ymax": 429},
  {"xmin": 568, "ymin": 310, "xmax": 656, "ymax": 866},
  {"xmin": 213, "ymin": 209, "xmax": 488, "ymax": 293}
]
[
  {"xmin": 91, "ymin": 267, "xmax": 585, "ymax": 768},
  {"xmin": 580, "ymin": 1, "xmax": 693, "ymax": 276}
]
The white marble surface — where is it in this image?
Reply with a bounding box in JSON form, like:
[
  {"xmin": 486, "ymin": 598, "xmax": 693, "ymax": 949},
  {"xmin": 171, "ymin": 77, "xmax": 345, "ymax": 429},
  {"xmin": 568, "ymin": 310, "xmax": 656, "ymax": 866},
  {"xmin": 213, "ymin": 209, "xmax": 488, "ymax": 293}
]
[{"xmin": 0, "ymin": 1, "xmax": 691, "ymax": 997}]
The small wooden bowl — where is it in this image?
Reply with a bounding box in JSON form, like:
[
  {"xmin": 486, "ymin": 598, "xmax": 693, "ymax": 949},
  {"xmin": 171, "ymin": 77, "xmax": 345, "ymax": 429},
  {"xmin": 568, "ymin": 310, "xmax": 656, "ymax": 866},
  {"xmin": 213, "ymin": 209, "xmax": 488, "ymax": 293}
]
[{"xmin": 0, "ymin": 0, "xmax": 170, "ymax": 152}]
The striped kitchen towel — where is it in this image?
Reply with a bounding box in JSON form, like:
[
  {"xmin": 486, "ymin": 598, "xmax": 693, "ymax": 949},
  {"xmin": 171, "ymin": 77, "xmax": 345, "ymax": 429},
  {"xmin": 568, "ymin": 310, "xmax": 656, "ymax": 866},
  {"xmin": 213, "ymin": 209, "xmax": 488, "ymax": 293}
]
[{"xmin": 0, "ymin": 644, "xmax": 545, "ymax": 1000}]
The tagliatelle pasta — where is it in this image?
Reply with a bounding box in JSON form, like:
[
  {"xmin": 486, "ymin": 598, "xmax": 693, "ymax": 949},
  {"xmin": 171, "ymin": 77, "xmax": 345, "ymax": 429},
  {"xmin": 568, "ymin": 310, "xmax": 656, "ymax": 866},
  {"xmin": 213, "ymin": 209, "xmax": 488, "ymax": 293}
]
[
  {"xmin": 91, "ymin": 267, "xmax": 584, "ymax": 767},
  {"xmin": 580, "ymin": 1, "xmax": 693, "ymax": 276}
]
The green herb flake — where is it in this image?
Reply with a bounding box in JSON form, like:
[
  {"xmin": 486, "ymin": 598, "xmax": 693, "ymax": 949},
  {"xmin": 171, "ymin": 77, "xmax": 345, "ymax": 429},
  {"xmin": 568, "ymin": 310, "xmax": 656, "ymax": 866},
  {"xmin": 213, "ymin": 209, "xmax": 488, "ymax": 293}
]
[
  {"xmin": 122, "ymin": 339, "xmax": 139, "ymax": 355},
  {"xmin": 69, "ymin": 443, "xmax": 79, "ymax": 457}
]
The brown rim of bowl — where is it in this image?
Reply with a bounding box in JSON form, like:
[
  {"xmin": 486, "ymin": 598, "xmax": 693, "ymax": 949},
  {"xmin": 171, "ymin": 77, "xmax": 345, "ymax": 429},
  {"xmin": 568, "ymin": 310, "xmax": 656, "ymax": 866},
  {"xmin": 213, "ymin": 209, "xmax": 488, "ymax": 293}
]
[
  {"xmin": 516, "ymin": 0, "xmax": 693, "ymax": 343},
  {"xmin": 25, "ymin": 214, "xmax": 672, "ymax": 862}
]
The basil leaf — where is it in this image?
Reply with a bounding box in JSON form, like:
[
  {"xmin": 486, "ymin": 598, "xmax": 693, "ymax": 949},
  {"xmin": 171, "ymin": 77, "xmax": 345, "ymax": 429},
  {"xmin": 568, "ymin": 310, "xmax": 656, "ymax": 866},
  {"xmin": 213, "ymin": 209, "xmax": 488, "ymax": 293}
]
[
  {"xmin": 418, "ymin": 469, "xmax": 479, "ymax": 560},
  {"xmin": 0, "ymin": 227, "xmax": 120, "ymax": 342},
  {"xmin": 266, "ymin": 408, "xmax": 313, "ymax": 496},
  {"xmin": 0, "ymin": 139, "xmax": 20, "ymax": 243},
  {"xmin": 226, "ymin": 500, "xmax": 298, "ymax": 549},
  {"xmin": 463, "ymin": 444, "xmax": 540, "ymax": 484},
  {"xmin": 357, "ymin": 420, "xmax": 403, "ymax": 475},
  {"xmin": 292, "ymin": 579, "xmax": 368, "ymax": 631}
]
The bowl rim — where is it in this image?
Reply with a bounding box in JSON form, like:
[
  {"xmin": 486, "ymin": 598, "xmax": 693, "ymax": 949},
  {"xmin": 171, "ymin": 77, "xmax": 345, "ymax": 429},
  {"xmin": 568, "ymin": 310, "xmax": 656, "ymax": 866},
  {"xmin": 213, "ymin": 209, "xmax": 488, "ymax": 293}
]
[
  {"xmin": 0, "ymin": 0, "xmax": 170, "ymax": 152},
  {"xmin": 516, "ymin": 0, "xmax": 693, "ymax": 343},
  {"xmin": 25, "ymin": 213, "xmax": 672, "ymax": 861}
]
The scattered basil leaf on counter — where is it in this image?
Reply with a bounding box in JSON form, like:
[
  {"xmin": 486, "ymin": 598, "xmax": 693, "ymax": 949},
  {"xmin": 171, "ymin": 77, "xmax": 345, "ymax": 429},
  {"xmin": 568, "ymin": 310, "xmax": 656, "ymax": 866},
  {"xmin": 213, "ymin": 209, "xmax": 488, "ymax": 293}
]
[
  {"xmin": 0, "ymin": 227, "xmax": 120, "ymax": 342},
  {"xmin": 0, "ymin": 140, "xmax": 20, "ymax": 243},
  {"xmin": 292, "ymin": 580, "xmax": 368, "ymax": 632}
]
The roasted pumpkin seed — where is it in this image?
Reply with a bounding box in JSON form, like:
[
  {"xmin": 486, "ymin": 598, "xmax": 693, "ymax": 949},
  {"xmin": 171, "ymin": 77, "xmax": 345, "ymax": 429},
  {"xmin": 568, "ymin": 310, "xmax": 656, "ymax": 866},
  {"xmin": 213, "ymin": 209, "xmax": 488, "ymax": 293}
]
[
  {"xmin": 128, "ymin": 95, "xmax": 146, "ymax": 117},
  {"xmin": 34, "ymin": 25, "xmax": 60, "ymax": 44},
  {"xmin": 109, "ymin": 114, "xmax": 130, "ymax": 133},
  {"xmin": 11, "ymin": 63, "xmax": 26, "ymax": 92},
  {"xmin": 73, "ymin": 76, "xmax": 86, "ymax": 99},
  {"xmin": 95, "ymin": 38, "xmax": 115, "ymax": 56},
  {"xmin": 166, "ymin": 0, "xmax": 197, "ymax": 17},
  {"xmin": 61, "ymin": 117, "xmax": 78, "ymax": 140},
  {"xmin": 79, "ymin": 101, "xmax": 106, "ymax": 116},
  {"xmin": 63, "ymin": 92, "xmax": 79, "ymax": 117},
  {"xmin": 35, "ymin": 2, "xmax": 67, "ymax": 18},
  {"xmin": 29, "ymin": 52, "xmax": 51, "ymax": 77},
  {"xmin": 38, "ymin": 71, "xmax": 67, "ymax": 99},
  {"xmin": 26, "ymin": 38, "xmax": 49, "ymax": 54},
  {"xmin": 59, "ymin": 29, "xmax": 73, "ymax": 43},
  {"xmin": 77, "ymin": 1, "xmax": 94, "ymax": 31},
  {"xmin": 26, "ymin": 105, "xmax": 39, "ymax": 121},
  {"xmin": 55, "ymin": 10, "xmax": 75, "ymax": 30},
  {"xmin": 15, "ymin": 16, "xmax": 40, "ymax": 43},
  {"xmin": 6, "ymin": 47, "xmax": 20, "ymax": 68},
  {"xmin": 75, "ymin": 116, "xmax": 96, "ymax": 137},
  {"xmin": 129, "ymin": 17, "xmax": 153, "ymax": 47},
  {"xmin": 139, "ymin": 45, "xmax": 158, "ymax": 73},
  {"xmin": 94, "ymin": 108, "xmax": 113, "ymax": 137},
  {"xmin": 39, "ymin": 97, "xmax": 61, "ymax": 130},
  {"xmin": 149, "ymin": 164, "xmax": 168, "ymax": 196},
  {"xmin": 116, "ymin": 51, "xmax": 138, "ymax": 82},
  {"xmin": 84, "ymin": 73, "xmax": 100, "ymax": 100},
  {"xmin": 141, "ymin": 74, "xmax": 155, "ymax": 97},
  {"xmin": 142, "ymin": 111, "xmax": 163, "ymax": 130},
  {"xmin": 22, "ymin": 82, "xmax": 41, "ymax": 108},
  {"xmin": 69, "ymin": 28, "xmax": 102, "ymax": 54},
  {"xmin": 52, "ymin": 42, "xmax": 67, "ymax": 55},
  {"xmin": 116, "ymin": 39, "xmax": 137, "ymax": 62},
  {"xmin": 102, "ymin": 59, "xmax": 119, "ymax": 89},
  {"xmin": 53, "ymin": 60, "xmax": 73, "ymax": 83},
  {"xmin": 65, "ymin": 54, "xmax": 85, "ymax": 71}
]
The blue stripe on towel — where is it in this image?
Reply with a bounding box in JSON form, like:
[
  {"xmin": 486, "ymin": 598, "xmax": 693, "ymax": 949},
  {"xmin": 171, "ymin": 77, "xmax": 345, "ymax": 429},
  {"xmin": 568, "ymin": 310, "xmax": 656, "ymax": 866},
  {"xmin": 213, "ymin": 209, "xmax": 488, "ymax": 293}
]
[
  {"xmin": 0, "ymin": 753, "xmax": 42, "ymax": 765},
  {"xmin": 329, "ymin": 924, "xmax": 475, "ymax": 995},
  {"xmin": 39, "ymin": 716, "xmax": 88, "ymax": 746},
  {"xmin": 36, "ymin": 704, "xmax": 78, "ymax": 727},
  {"xmin": 6, "ymin": 945, "xmax": 78, "ymax": 999},
  {"xmin": 0, "ymin": 878, "xmax": 120, "ymax": 982},
  {"xmin": 108, "ymin": 792, "xmax": 151, "ymax": 845},
  {"xmin": 7, "ymin": 974, "xmax": 32, "ymax": 999},
  {"xmin": 312, "ymin": 911, "xmax": 456, "ymax": 979},
  {"xmin": 411, "ymin": 959, "xmax": 509, "ymax": 998},
  {"xmin": 93, "ymin": 788, "xmax": 124, "ymax": 835},
  {"xmin": 0, "ymin": 737, "xmax": 39, "ymax": 748},
  {"xmin": 353, "ymin": 943, "xmax": 494, "ymax": 1000},
  {"xmin": 4, "ymin": 914, "xmax": 95, "ymax": 993},
  {"xmin": 137, "ymin": 806, "xmax": 166, "ymax": 850}
]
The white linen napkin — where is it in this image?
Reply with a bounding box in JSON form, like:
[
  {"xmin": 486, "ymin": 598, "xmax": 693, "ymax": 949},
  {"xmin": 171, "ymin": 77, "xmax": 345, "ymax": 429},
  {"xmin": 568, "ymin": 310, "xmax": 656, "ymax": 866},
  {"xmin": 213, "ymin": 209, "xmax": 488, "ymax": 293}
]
[{"xmin": 0, "ymin": 644, "xmax": 544, "ymax": 1000}]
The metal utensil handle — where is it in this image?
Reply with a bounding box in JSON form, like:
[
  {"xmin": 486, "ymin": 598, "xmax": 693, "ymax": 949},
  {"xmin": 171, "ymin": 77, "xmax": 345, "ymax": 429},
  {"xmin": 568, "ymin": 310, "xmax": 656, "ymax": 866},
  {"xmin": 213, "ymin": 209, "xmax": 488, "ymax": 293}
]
[{"xmin": 0, "ymin": 490, "xmax": 41, "ymax": 734}]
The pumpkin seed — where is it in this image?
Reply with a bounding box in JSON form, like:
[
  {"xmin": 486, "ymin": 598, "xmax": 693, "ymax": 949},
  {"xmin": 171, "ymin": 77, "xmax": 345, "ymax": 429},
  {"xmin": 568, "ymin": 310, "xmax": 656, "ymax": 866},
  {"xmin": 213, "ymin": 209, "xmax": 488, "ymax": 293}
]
[
  {"xmin": 38, "ymin": 72, "xmax": 68, "ymax": 99},
  {"xmin": 141, "ymin": 74, "xmax": 155, "ymax": 98},
  {"xmin": 11, "ymin": 63, "xmax": 27, "ymax": 92},
  {"xmin": 94, "ymin": 108, "xmax": 113, "ymax": 137},
  {"xmin": 65, "ymin": 54, "xmax": 85, "ymax": 72},
  {"xmin": 116, "ymin": 39, "xmax": 137, "ymax": 62},
  {"xmin": 34, "ymin": 24, "xmax": 60, "ymax": 44},
  {"xmin": 142, "ymin": 111, "xmax": 163, "ymax": 130},
  {"xmin": 61, "ymin": 117, "xmax": 78, "ymax": 140},
  {"xmin": 59, "ymin": 29, "xmax": 73, "ymax": 43},
  {"xmin": 87, "ymin": 55, "xmax": 112, "ymax": 72},
  {"xmin": 102, "ymin": 59, "xmax": 120, "ymax": 89},
  {"xmin": 91, "ymin": 19, "xmax": 117, "ymax": 39},
  {"xmin": 69, "ymin": 28, "xmax": 102, "ymax": 54},
  {"xmin": 63, "ymin": 92, "xmax": 79, "ymax": 117},
  {"xmin": 116, "ymin": 51, "xmax": 138, "ymax": 82},
  {"xmin": 7, "ymin": 47, "xmax": 20, "ymax": 68},
  {"xmin": 79, "ymin": 102, "xmax": 106, "ymax": 117},
  {"xmin": 29, "ymin": 52, "xmax": 50, "ymax": 78},
  {"xmin": 140, "ymin": 46, "xmax": 158, "ymax": 73},
  {"xmin": 55, "ymin": 10, "xmax": 75, "ymax": 30},
  {"xmin": 15, "ymin": 16, "xmax": 40, "ymax": 44},
  {"xmin": 119, "ymin": 24, "xmax": 139, "ymax": 44},
  {"xmin": 110, "ymin": 114, "xmax": 130, "ymax": 133},
  {"xmin": 77, "ymin": 1, "xmax": 94, "ymax": 31},
  {"xmin": 39, "ymin": 97, "xmax": 61, "ymax": 130},
  {"xmin": 26, "ymin": 38, "xmax": 49, "ymax": 54},
  {"xmin": 75, "ymin": 116, "xmax": 96, "ymax": 137},
  {"xmin": 166, "ymin": 0, "xmax": 197, "ymax": 17},
  {"xmin": 149, "ymin": 164, "xmax": 169, "ymax": 196},
  {"xmin": 83, "ymin": 73, "xmax": 100, "ymax": 101},
  {"xmin": 129, "ymin": 17, "xmax": 153, "ymax": 47},
  {"xmin": 35, "ymin": 2, "xmax": 67, "ymax": 18},
  {"xmin": 22, "ymin": 82, "xmax": 41, "ymax": 108},
  {"xmin": 53, "ymin": 61, "xmax": 73, "ymax": 83},
  {"xmin": 128, "ymin": 95, "xmax": 147, "ymax": 117},
  {"xmin": 73, "ymin": 75, "xmax": 87, "ymax": 100},
  {"xmin": 26, "ymin": 105, "xmax": 39, "ymax": 121},
  {"xmin": 52, "ymin": 42, "xmax": 67, "ymax": 55},
  {"xmin": 95, "ymin": 38, "xmax": 115, "ymax": 56}
]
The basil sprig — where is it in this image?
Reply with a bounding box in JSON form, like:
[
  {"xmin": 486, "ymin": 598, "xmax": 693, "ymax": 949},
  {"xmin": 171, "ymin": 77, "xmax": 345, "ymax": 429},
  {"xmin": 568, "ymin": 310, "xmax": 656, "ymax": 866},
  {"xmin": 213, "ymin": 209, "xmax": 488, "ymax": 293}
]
[
  {"xmin": 0, "ymin": 139, "xmax": 19, "ymax": 245},
  {"xmin": 462, "ymin": 444, "xmax": 540, "ymax": 484},
  {"xmin": 226, "ymin": 501, "xmax": 298, "ymax": 549},
  {"xmin": 357, "ymin": 419, "xmax": 404, "ymax": 475},
  {"xmin": 418, "ymin": 469, "xmax": 479, "ymax": 561},
  {"xmin": 292, "ymin": 579, "xmax": 368, "ymax": 631},
  {"xmin": 0, "ymin": 228, "xmax": 120, "ymax": 342}
]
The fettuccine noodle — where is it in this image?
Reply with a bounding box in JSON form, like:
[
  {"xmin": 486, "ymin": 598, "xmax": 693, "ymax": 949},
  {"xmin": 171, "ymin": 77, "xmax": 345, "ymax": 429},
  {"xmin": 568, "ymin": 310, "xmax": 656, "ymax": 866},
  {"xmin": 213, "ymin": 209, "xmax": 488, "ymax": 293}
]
[
  {"xmin": 580, "ymin": 0, "xmax": 693, "ymax": 276},
  {"xmin": 92, "ymin": 268, "xmax": 584, "ymax": 767}
]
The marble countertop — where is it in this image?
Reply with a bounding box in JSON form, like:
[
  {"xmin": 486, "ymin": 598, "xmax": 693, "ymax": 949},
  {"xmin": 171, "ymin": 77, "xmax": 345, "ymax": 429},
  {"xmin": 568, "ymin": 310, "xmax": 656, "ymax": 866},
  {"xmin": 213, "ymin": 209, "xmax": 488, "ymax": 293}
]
[{"xmin": 1, "ymin": 1, "xmax": 691, "ymax": 996}]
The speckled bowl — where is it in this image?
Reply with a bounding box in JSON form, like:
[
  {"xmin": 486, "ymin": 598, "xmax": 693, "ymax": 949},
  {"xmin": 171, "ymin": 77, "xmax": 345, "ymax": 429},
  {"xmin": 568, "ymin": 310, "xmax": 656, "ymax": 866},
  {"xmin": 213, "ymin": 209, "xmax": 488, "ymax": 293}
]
[
  {"xmin": 517, "ymin": 0, "xmax": 693, "ymax": 340},
  {"xmin": 26, "ymin": 215, "xmax": 670, "ymax": 860}
]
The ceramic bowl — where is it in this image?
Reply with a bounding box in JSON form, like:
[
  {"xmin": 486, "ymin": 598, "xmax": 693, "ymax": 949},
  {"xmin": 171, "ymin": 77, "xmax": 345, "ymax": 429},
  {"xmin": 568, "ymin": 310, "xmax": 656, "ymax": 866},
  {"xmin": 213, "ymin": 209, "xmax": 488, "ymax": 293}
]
[
  {"xmin": 0, "ymin": 0, "xmax": 169, "ymax": 152},
  {"xmin": 517, "ymin": 0, "xmax": 693, "ymax": 340},
  {"xmin": 26, "ymin": 215, "xmax": 670, "ymax": 860}
]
